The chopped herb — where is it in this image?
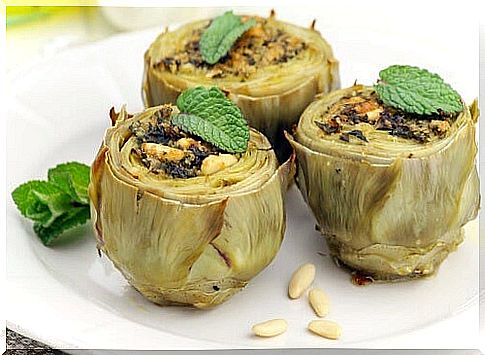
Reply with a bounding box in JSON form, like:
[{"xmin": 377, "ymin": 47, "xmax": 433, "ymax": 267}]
[
  {"xmin": 323, "ymin": 90, "xmax": 455, "ymax": 144},
  {"xmin": 129, "ymin": 107, "xmax": 217, "ymax": 178},
  {"xmin": 339, "ymin": 133, "xmax": 350, "ymax": 142},
  {"xmin": 159, "ymin": 17, "xmax": 306, "ymax": 79},
  {"xmin": 347, "ymin": 130, "xmax": 368, "ymax": 142},
  {"xmin": 315, "ymin": 120, "xmax": 340, "ymax": 134}
]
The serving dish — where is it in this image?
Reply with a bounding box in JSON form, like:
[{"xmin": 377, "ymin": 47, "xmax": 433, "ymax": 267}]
[{"xmin": 6, "ymin": 16, "xmax": 479, "ymax": 350}]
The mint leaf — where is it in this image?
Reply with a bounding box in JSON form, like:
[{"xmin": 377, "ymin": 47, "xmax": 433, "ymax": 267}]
[
  {"xmin": 173, "ymin": 86, "xmax": 249, "ymax": 153},
  {"xmin": 200, "ymin": 11, "xmax": 257, "ymax": 64},
  {"xmin": 33, "ymin": 206, "xmax": 90, "ymax": 246},
  {"xmin": 11, "ymin": 161, "xmax": 91, "ymax": 246},
  {"xmin": 48, "ymin": 162, "xmax": 90, "ymax": 204},
  {"xmin": 375, "ymin": 65, "xmax": 463, "ymax": 115},
  {"xmin": 12, "ymin": 181, "xmax": 72, "ymax": 227}
]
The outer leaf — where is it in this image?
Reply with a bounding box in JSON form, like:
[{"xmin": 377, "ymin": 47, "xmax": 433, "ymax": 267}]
[
  {"xmin": 48, "ymin": 162, "xmax": 90, "ymax": 204},
  {"xmin": 200, "ymin": 11, "xmax": 257, "ymax": 64},
  {"xmin": 33, "ymin": 206, "xmax": 90, "ymax": 246},
  {"xmin": 375, "ymin": 65, "xmax": 463, "ymax": 115},
  {"xmin": 174, "ymin": 86, "xmax": 249, "ymax": 153}
]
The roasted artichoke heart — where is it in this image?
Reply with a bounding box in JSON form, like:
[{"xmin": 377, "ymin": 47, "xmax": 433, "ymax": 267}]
[
  {"xmin": 142, "ymin": 12, "xmax": 340, "ymax": 161},
  {"xmin": 287, "ymin": 85, "xmax": 479, "ymax": 280},
  {"xmin": 89, "ymin": 105, "xmax": 292, "ymax": 308}
]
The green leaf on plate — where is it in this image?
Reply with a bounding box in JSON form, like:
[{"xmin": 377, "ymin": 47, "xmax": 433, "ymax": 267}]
[
  {"xmin": 12, "ymin": 180, "xmax": 72, "ymax": 227},
  {"xmin": 11, "ymin": 161, "xmax": 91, "ymax": 246},
  {"xmin": 33, "ymin": 206, "xmax": 90, "ymax": 246}
]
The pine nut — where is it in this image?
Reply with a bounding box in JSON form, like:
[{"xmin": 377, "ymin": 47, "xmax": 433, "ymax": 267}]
[
  {"xmin": 308, "ymin": 320, "xmax": 341, "ymax": 340},
  {"xmin": 288, "ymin": 263, "xmax": 315, "ymax": 299},
  {"xmin": 252, "ymin": 319, "xmax": 288, "ymax": 337},
  {"xmin": 201, "ymin": 154, "xmax": 238, "ymax": 175},
  {"xmin": 176, "ymin": 138, "xmax": 198, "ymax": 149},
  {"xmin": 308, "ymin": 288, "xmax": 329, "ymax": 317},
  {"xmin": 141, "ymin": 143, "xmax": 185, "ymax": 161}
]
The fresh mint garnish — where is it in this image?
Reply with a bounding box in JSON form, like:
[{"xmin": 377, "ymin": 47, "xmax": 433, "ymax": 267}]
[
  {"xmin": 11, "ymin": 162, "xmax": 91, "ymax": 246},
  {"xmin": 200, "ymin": 11, "xmax": 257, "ymax": 65},
  {"xmin": 33, "ymin": 206, "xmax": 90, "ymax": 246},
  {"xmin": 48, "ymin": 162, "xmax": 90, "ymax": 204},
  {"xmin": 375, "ymin": 65, "xmax": 463, "ymax": 115},
  {"xmin": 12, "ymin": 181, "xmax": 72, "ymax": 227},
  {"xmin": 172, "ymin": 86, "xmax": 250, "ymax": 153}
]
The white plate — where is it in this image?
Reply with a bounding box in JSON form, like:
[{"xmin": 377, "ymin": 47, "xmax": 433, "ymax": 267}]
[{"xmin": 7, "ymin": 12, "xmax": 480, "ymax": 351}]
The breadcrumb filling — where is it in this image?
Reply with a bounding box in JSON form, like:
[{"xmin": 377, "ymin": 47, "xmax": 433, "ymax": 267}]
[
  {"xmin": 315, "ymin": 91, "xmax": 455, "ymax": 143},
  {"xmin": 129, "ymin": 106, "xmax": 223, "ymax": 178},
  {"xmin": 158, "ymin": 18, "xmax": 307, "ymax": 79}
]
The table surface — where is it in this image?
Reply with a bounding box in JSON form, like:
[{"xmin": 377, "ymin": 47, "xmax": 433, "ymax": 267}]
[{"xmin": 6, "ymin": 328, "xmax": 66, "ymax": 354}]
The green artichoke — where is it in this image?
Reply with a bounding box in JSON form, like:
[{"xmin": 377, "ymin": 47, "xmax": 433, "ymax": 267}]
[
  {"xmin": 142, "ymin": 11, "xmax": 340, "ymax": 161},
  {"xmin": 89, "ymin": 105, "xmax": 293, "ymax": 307},
  {"xmin": 287, "ymin": 85, "xmax": 479, "ymax": 280}
]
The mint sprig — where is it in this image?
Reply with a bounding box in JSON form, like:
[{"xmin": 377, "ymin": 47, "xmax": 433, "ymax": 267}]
[
  {"xmin": 375, "ymin": 65, "xmax": 463, "ymax": 115},
  {"xmin": 11, "ymin": 162, "xmax": 91, "ymax": 246},
  {"xmin": 48, "ymin": 162, "xmax": 90, "ymax": 204},
  {"xmin": 33, "ymin": 207, "xmax": 90, "ymax": 246},
  {"xmin": 200, "ymin": 11, "xmax": 257, "ymax": 65},
  {"xmin": 172, "ymin": 86, "xmax": 250, "ymax": 153}
]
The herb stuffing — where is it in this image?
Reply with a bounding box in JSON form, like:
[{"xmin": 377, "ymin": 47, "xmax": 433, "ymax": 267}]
[
  {"xmin": 130, "ymin": 86, "xmax": 250, "ymax": 178},
  {"xmin": 316, "ymin": 65, "xmax": 463, "ymax": 144},
  {"xmin": 317, "ymin": 90, "xmax": 456, "ymax": 144},
  {"xmin": 159, "ymin": 13, "xmax": 307, "ymax": 79},
  {"xmin": 129, "ymin": 107, "xmax": 219, "ymax": 178}
]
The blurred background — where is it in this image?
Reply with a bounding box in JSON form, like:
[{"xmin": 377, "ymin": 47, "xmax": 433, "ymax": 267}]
[
  {"xmin": 6, "ymin": 7, "xmax": 230, "ymax": 70},
  {"xmin": 7, "ymin": 5, "xmax": 478, "ymax": 99}
]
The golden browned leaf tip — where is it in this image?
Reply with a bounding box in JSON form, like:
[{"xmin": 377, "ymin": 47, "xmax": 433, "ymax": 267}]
[
  {"xmin": 109, "ymin": 107, "xmax": 119, "ymax": 126},
  {"xmin": 470, "ymin": 98, "xmax": 479, "ymax": 123},
  {"xmin": 221, "ymin": 88, "xmax": 231, "ymax": 97}
]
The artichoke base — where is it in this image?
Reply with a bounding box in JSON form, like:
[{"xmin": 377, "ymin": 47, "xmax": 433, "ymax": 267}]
[
  {"xmin": 323, "ymin": 228, "xmax": 464, "ymax": 281},
  {"xmin": 100, "ymin": 246, "xmax": 247, "ymax": 309},
  {"xmin": 131, "ymin": 278, "xmax": 247, "ymax": 309}
]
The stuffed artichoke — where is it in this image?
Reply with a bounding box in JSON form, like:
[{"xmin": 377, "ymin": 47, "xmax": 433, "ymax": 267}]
[
  {"xmin": 89, "ymin": 95, "xmax": 292, "ymax": 307},
  {"xmin": 287, "ymin": 79, "xmax": 479, "ymax": 280},
  {"xmin": 142, "ymin": 10, "xmax": 340, "ymax": 161}
]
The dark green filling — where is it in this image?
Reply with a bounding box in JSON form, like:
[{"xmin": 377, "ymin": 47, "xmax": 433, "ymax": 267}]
[{"xmin": 129, "ymin": 107, "xmax": 220, "ymax": 178}]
